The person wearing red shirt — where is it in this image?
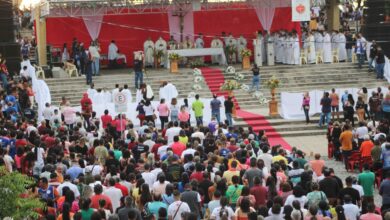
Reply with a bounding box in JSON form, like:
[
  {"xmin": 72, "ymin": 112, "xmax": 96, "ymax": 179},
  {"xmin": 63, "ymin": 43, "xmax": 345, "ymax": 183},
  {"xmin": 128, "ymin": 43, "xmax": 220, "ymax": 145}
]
[
  {"xmin": 190, "ymin": 163, "xmax": 204, "ymax": 182},
  {"xmin": 90, "ymin": 184, "xmax": 113, "ymax": 213},
  {"xmin": 250, "ymin": 176, "xmax": 267, "ymax": 210},
  {"xmin": 101, "ymin": 110, "xmax": 113, "ymax": 129},
  {"xmin": 151, "ymin": 138, "xmax": 163, "ymax": 160},
  {"xmin": 227, "ymin": 139, "xmax": 239, "ymax": 152},
  {"xmin": 44, "ymin": 130, "xmax": 56, "ymax": 148},
  {"xmin": 80, "ymin": 93, "xmax": 93, "ymax": 129},
  {"xmin": 114, "ymin": 180, "xmax": 128, "ymax": 196},
  {"xmin": 171, "ymin": 136, "xmax": 186, "ymax": 157}
]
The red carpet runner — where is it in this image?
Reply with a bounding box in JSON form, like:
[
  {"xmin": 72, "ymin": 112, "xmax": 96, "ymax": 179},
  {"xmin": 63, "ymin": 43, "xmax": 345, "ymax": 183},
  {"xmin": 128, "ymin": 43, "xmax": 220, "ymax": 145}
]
[{"xmin": 200, "ymin": 67, "xmax": 292, "ymax": 151}]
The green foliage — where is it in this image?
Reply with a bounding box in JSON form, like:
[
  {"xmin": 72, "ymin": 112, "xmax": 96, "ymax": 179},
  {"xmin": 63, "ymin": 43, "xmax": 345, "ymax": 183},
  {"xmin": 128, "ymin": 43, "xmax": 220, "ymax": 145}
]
[{"xmin": 0, "ymin": 166, "xmax": 44, "ymax": 219}]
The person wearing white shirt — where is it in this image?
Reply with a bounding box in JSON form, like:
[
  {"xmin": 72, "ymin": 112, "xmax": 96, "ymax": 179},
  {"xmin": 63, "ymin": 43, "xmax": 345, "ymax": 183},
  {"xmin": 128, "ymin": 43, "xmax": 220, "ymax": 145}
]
[
  {"xmin": 257, "ymin": 146, "xmax": 273, "ymax": 171},
  {"xmin": 85, "ymin": 159, "xmax": 103, "ymax": 176},
  {"xmin": 122, "ymin": 84, "xmax": 132, "ymax": 104},
  {"xmin": 141, "ymin": 163, "xmax": 157, "ymax": 187},
  {"xmin": 211, "ymin": 197, "xmax": 235, "ymax": 220},
  {"xmin": 42, "ymin": 103, "xmax": 53, "ymax": 125},
  {"xmin": 57, "ymin": 175, "xmax": 80, "ymax": 197},
  {"xmin": 152, "ymin": 175, "xmax": 170, "ymax": 196},
  {"xmin": 168, "ymin": 191, "xmax": 191, "ymax": 220},
  {"xmin": 342, "ymin": 195, "xmax": 360, "ymax": 220},
  {"xmin": 104, "ymin": 178, "xmax": 123, "ymax": 212},
  {"xmin": 181, "ymin": 146, "xmax": 196, "ymax": 160},
  {"xmin": 191, "ymin": 128, "xmax": 205, "ymax": 145},
  {"xmin": 87, "ymin": 83, "xmax": 97, "ymax": 99},
  {"xmin": 157, "ymin": 141, "xmax": 169, "ymax": 159},
  {"xmin": 165, "ymin": 122, "xmax": 181, "ymax": 145},
  {"xmin": 89, "ymin": 41, "xmax": 101, "ymax": 76}
]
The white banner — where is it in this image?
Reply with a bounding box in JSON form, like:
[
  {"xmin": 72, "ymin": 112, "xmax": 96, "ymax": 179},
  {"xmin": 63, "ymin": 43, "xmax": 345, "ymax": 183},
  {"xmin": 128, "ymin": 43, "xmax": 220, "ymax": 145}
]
[{"xmin": 292, "ymin": 0, "xmax": 310, "ymax": 22}]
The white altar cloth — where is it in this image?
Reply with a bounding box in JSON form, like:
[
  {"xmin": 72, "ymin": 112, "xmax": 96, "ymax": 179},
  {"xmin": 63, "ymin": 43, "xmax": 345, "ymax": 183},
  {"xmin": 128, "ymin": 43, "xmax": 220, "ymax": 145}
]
[{"xmin": 166, "ymin": 48, "xmax": 227, "ymax": 68}]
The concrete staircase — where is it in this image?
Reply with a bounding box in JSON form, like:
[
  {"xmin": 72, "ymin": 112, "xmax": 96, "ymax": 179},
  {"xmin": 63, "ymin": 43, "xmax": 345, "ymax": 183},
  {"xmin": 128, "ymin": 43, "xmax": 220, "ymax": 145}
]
[{"xmin": 44, "ymin": 62, "xmax": 387, "ymax": 138}]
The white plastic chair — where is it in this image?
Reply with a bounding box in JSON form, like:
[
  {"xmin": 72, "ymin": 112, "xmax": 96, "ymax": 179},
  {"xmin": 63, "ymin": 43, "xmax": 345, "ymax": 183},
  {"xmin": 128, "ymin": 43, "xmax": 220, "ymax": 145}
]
[{"xmin": 65, "ymin": 62, "xmax": 78, "ymax": 77}]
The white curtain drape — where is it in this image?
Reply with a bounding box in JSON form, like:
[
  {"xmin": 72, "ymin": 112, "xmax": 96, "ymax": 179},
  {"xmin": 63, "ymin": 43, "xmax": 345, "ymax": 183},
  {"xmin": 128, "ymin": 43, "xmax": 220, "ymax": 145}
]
[
  {"xmin": 254, "ymin": 7, "xmax": 275, "ymax": 31},
  {"xmin": 82, "ymin": 15, "xmax": 103, "ymax": 41}
]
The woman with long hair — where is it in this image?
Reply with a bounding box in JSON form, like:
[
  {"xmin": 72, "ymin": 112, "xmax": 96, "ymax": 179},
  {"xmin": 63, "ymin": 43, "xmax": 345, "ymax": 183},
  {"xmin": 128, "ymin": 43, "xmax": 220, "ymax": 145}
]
[
  {"xmin": 57, "ymin": 202, "xmax": 74, "ymax": 220},
  {"xmin": 80, "ymin": 198, "xmax": 94, "ymax": 220},
  {"xmin": 234, "ymin": 197, "xmax": 256, "ymax": 220},
  {"xmin": 143, "ymin": 100, "xmax": 155, "ymax": 126},
  {"xmin": 345, "ymin": 94, "xmax": 355, "ymax": 127},
  {"xmin": 157, "ymin": 98, "xmax": 170, "ymax": 130},
  {"xmin": 210, "ymin": 196, "xmax": 235, "ymax": 220},
  {"xmin": 266, "ymin": 176, "xmax": 279, "ymax": 201},
  {"xmin": 302, "ymin": 92, "xmax": 311, "ymax": 124},
  {"xmin": 236, "ymin": 186, "xmax": 256, "ymax": 207},
  {"xmin": 139, "ymin": 183, "xmax": 152, "ymax": 210},
  {"xmin": 161, "ymin": 183, "xmax": 174, "ymax": 205},
  {"xmin": 357, "ymin": 87, "xmax": 370, "ymax": 119},
  {"xmin": 304, "ymin": 205, "xmax": 324, "ymax": 220},
  {"xmin": 334, "ymin": 206, "xmax": 346, "ymax": 220},
  {"xmin": 317, "ymin": 201, "xmax": 332, "ymax": 219},
  {"xmin": 355, "ymin": 96, "xmax": 365, "ymax": 122},
  {"xmin": 170, "ymin": 98, "xmax": 179, "ymax": 122}
]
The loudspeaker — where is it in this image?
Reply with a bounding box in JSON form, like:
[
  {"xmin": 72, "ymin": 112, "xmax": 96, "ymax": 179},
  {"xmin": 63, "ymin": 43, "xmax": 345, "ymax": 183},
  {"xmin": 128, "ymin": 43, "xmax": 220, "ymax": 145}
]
[
  {"xmin": 0, "ymin": 1, "xmax": 15, "ymax": 43},
  {"xmin": 0, "ymin": 43, "xmax": 21, "ymax": 75}
]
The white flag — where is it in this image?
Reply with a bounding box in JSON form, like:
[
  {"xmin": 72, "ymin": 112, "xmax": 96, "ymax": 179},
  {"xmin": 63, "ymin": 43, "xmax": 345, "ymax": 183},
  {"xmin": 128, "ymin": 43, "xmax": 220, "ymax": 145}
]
[{"xmin": 292, "ymin": 0, "xmax": 310, "ymax": 22}]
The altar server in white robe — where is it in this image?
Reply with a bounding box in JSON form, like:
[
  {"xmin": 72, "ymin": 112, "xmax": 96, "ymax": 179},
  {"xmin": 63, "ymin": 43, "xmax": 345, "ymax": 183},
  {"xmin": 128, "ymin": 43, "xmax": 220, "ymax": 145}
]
[
  {"xmin": 103, "ymin": 88, "xmax": 111, "ymax": 103},
  {"xmin": 195, "ymin": 34, "xmax": 204, "ymax": 49},
  {"xmin": 108, "ymin": 40, "xmax": 118, "ymax": 67},
  {"xmin": 144, "ymin": 37, "xmax": 155, "ymax": 67},
  {"xmin": 226, "ymin": 33, "xmax": 238, "ymax": 63},
  {"xmin": 211, "ymin": 36, "xmax": 223, "ymax": 64},
  {"xmin": 253, "ymin": 31, "xmax": 263, "ymax": 66},
  {"xmin": 266, "ymin": 32, "xmax": 275, "ymax": 66},
  {"xmin": 123, "ymin": 84, "xmax": 132, "ymax": 104},
  {"xmin": 182, "ymin": 36, "xmax": 194, "ymax": 49},
  {"xmin": 137, "ymin": 83, "xmax": 154, "ymax": 102},
  {"xmin": 274, "ymin": 32, "xmax": 282, "ymax": 63},
  {"xmin": 261, "ymin": 33, "xmax": 266, "ymax": 63},
  {"xmin": 314, "ymin": 31, "xmax": 323, "ymax": 55},
  {"xmin": 159, "ymin": 81, "xmax": 178, "ymax": 104},
  {"xmin": 155, "ymin": 37, "xmax": 167, "ymax": 67},
  {"xmin": 93, "ymin": 89, "xmax": 105, "ymax": 105},
  {"xmin": 306, "ymin": 32, "xmax": 316, "ymax": 64},
  {"xmin": 337, "ymin": 32, "xmax": 347, "ymax": 61},
  {"xmin": 87, "ymin": 83, "xmax": 97, "ymax": 100},
  {"xmin": 292, "ymin": 32, "xmax": 300, "ymax": 65},
  {"xmin": 280, "ymin": 33, "xmax": 287, "ymax": 64},
  {"xmin": 331, "ymin": 31, "xmax": 338, "ymax": 51},
  {"xmin": 237, "ymin": 35, "xmax": 247, "ymax": 62},
  {"xmin": 323, "ymin": 32, "xmax": 332, "ymax": 63},
  {"xmin": 286, "ymin": 33, "xmax": 293, "ymax": 65}
]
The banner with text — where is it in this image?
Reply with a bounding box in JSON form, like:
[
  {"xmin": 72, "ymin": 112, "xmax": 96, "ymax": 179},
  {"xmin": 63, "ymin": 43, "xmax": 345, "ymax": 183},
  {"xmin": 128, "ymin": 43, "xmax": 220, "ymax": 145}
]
[{"xmin": 292, "ymin": 0, "xmax": 310, "ymax": 22}]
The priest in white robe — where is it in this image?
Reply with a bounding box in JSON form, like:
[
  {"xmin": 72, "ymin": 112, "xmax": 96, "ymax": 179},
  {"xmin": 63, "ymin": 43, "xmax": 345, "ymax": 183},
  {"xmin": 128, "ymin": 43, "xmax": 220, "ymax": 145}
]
[
  {"xmin": 195, "ymin": 34, "xmax": 204, "ymax": 49},
  {"xmin": 292, "ymin": 33, "xmax": 300, "ymax": 65},
  {"xmin": 108, "ymin": 40, "xmax": 118, "ymax": 68},
  {"xmin": 253, "ymin": 31, "xmax": 263, "ymax": 66},
  {"xmin": 211, "ymin": 36, "xmax": 223, "ymax": 64},
  {"xmin": 286, "ymin": 34, "xmax": 293, "ymax": 65},
  {"xmin": 168, "ymin": 35, "xmax": 178, "ymax": 50},
  {"xmin": 87, "ymin": 83, "xmax": 97, "ymax": 100},
  {"xmin": 337, "ymin": 32, "xmax": 347, "ymax": 61},
  {"xmin": 306, "ymin": 32, "xmax": 316, "ymax": 64},
  {"xmin": 225, "ymin": 33, "xmax": 238, "ymax": 63},
  {"xmin": 237, "ymin": 35, "xmax": 247, "ymax": 62},
  {"xmin": 144, "ymin": 37, "xmax": 155, "ymax": 67},
  {"xmin": 123, "ymin": 85, "xmax": 132, "ymax": 104},
  {"xmin": 323, "ymin": 32, "xmax": 332, "ymax": 63},
  {"xmin": 103, "ymin": 88, "xmax": 111, "ymax": 103},
  {"xmin": 260, "ymin": 33, "xmax": 266, "ymax": 63},
  {"xmin": 266, "ymin": 32, "xmax": 275, "ymax": 66},
  {"xmin": 155, "ymin": 37, "xmax": 167, "ymax": 67},
  {"xmin": 274, "ymin": 32, "xmax": 281, "ymax": 63},
  {"xmin": 280, "ymin": 34, "xmax": 287, "ymax": 64},
  {"xmin": 182, "ymin": 36, "xmax": 194, "ymax": 49},
  {"xmin": 159, "ymin": 81, "xmax": 178, "ymax": 103},
  {"xmin": 314, "ymin": 31, "xmax": 324, "ymax": 56},
  {"xmin": 92, "ymin": 89, "xmax": 106, "ymax": 105},
  {"xmin": 331, "ymin": 31, "xmax": 338, "ymax": 51}
]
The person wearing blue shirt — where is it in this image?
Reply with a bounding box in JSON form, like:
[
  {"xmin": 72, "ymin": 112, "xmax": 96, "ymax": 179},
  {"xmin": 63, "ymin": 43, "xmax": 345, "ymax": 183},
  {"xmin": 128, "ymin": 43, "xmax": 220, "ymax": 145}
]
[
  {"xmin": 66, "ymin": 159, "xmax": 84, "ymax": 181},
  {"xmin": 8, "ymin": 131, "xmax": 16, "ymax": 158},
  {"xmin": 0, "ymin": 130, "xmax": 10, "ymax": 150},
  {"xmin": 210, "ymin": 95, "xmax": 222, "ymax": 124},
  {"xmin": 147, "ymin": 194, "xmax": 168, "ymax": 219}
]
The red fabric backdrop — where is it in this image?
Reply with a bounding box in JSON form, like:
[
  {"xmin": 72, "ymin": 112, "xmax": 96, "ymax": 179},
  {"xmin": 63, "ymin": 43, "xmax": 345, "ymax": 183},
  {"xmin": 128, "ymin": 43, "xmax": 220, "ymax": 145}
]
[{"xmin": 46, "ymin": 7, "xmax": 300, "ymax": 66}]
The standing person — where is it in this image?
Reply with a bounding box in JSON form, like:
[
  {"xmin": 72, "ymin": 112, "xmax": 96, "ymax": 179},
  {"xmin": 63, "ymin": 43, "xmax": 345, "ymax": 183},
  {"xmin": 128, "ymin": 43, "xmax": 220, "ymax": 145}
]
[
  {"xmin": 143, "ymin": 100, "xmax": 155, "ymax": 126},
  {"xmin": 306, "ymin": 31, "xmax": 316, "ymax": 64},
  {"xmin": 80, "ymin": 93, "xmax": 93, "ymax": 129},
  {"xmin": 358, "ymin": 164, "xmax": 375, "ymax": 204},
  {"xmin": 253, "ymin": 31, "xmax": 263, "ymax": 66},
  {"xmin": 170, "ymin": 98, "xmax": 179, "ymax": 123},
  {"xmin": 108, "ymin": 40, "xmax": 118, "ymax": 69},
  {"xmin": 237, "ymin": 35, "xmax": 247, "ymax": 63},
  {"xmin": 251, "ymin": 64, "xmax": 260, "ymax": 92},
  {"xmin": 134, "ymin": 53, "xmax": 144, "ymax": 89},
  {"xmin": 318, "ymin": 92, "xmax": 331, "ymax": 128},
  {"xmin": 382, "ymin": 94, "xmax": 390, "ymax": 122},
  {"xmin": 143, "ymin": 37, "xmax": 155, "ymax": 67},
  {"xmin": 368, "ymin": 40, "xmax": 377, "ymax": 72},
  {"xmin": 330, "ymin": 88, "xmax": 340, "ymax": 120},
  {"xmin": 302, "ymin": 92, "xmax": 311, "ymax": 124},
  {"xmin": 339, "ymin": 124, "xmax": 353, "ymax": 171},
  {"xmin": 355, "ymin": 33, "xmax": 367, "ymax": 69},
  {"xmin": 61, "ymin": 43, "xmax": 70, "ymax": 64},
  {"xmin": 380, "ymin": 171, "xmax": 390, "ymax": 213},
  {"xmin": 224, "ymin": 96, "xmax": 234, "ymax": 126},
  {"xmin": 376, "ymin": 47, "xmax": 385, "ymax": 80},
  {"xmin": 323, "ymin": 32, "xmax": 332, "ymax": 63},
  {"xmin": 0, "ymin": 59, "xmax": 9, "ymax": 90},
  {"xmin": 192, "ymin": 94, "xmax": 204, "ymax": 127},
  {"xmin": 345, "ymin": 94, "xmax": 355, "ymax": 127},
  {"xmin": 157, "ymin": 98, "xmax": 170, "ymax": 130},
  {"xmin": 355, "ymin": 96, "xmax": 365, "ymax": 122},
  {"xmin": 85, "ymin": 48, "xmax": 93, "ymax": 85},
  {"xmin": 210, "ymin": 94, "xmax": 221, "ymax": 124},
  {"xmin": 167, "ymin": 190, "xmax": 191, "ymax": 220},
  {"xmin": 357, "ymin": 87, "xmax": 370, "ymax": 119},
  {"xmin": 345, "ymin": 31, "xmax": 353, "ymax": 62},
  {"xmin": 181, "ymin": 183, "xmax": 202, "ymax": 219},
  {"xmin": 89, "ymin": 41, "xmax": 101, "ymax": 76}
]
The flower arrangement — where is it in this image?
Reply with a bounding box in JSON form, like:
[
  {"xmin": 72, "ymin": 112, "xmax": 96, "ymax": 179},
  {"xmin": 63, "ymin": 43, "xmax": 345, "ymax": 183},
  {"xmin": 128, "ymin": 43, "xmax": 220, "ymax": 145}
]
[
  {"xmin": 233, "ymin": 73, "xmax": 245, "ymax": 81},
  {"xmin": 225, "ymin": 66, "xmax": 236, "ymax": 74},
  {"xmin": 240, "ymin": 84, "xmax": 250, "ymax": 92},
  {"xmin": 194, "ymin": 76, "xmax": 204, "ymax": 83},
  {"xmin": 252, "ymin": 91, "xmax": 269, "ymax": 104},
  {"xmin": 192, "ymin": 84, "xmax": 202, "ymax": 90},
  {"xmin": 193, "ymin": 68, "xmax": 202, "ymax": 76},
  {"xmin": 220, "ymin": 80, "xmax": 241, "ymax": 91},
  {"xmin": 240, "ymin": 48, "xmax": 252, "ymax": 57},
  {"xmin": 154, "ymin": 49, "xmax": 165, "ymax": 59},
  {"xmin": 190, "ymin": 59, "xmax": 206, "ymax": 68},
  {"xmin": 168, "ymin": 53, "xmax": 180, "ymax": 61},
  {"xmin": 266, "ymin": 76, "xmax": 280, "ymax": 89}
]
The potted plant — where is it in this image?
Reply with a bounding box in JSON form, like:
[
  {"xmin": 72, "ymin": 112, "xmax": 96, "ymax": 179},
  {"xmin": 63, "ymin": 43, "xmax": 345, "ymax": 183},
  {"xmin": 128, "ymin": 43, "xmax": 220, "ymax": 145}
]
[
  {"xmin": 169, "ymin": 53, "xmax": 180, "ymax": 73},
  {"xmin": 240, "ymin": 48, "xmax": 252, "ymax": 70},
  {"xmin": 265, "ymin": 76, "xmax": 280, "ymax": 116},
  {"xmin": 154, "ymin": 49, "xmax": 164, "ymax": 68},
  {"xmin": 220, "ymin": 79, "xmax": 241, "ymax": 97}
]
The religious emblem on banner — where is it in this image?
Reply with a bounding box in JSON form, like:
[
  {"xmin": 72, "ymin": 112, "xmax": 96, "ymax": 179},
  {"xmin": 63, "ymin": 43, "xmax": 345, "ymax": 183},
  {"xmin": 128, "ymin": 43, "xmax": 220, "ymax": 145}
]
[{"xmin": 292, "ymin": 0, "xmax": 310, "ymax": 21}]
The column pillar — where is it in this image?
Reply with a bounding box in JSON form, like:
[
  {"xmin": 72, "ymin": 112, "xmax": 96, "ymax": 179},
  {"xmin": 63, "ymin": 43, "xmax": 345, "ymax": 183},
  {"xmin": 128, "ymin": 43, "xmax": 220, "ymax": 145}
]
[
  {"xmin": 327, "ymin": 0, "xmax": 340, "ymax": 31},
  {"xmin": 34, "ymin": 6, "xmax": 47, "ymax": 66}
]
